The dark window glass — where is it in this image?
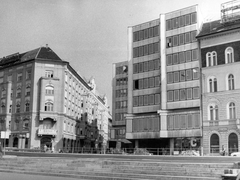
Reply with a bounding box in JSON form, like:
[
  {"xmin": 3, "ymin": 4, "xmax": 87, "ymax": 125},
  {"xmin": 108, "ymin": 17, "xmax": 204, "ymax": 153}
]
[
  {"xmin": 185, "ymin": 32, "xmax": 191, "ymax": 44},
  {"xmin": 185, "ymin": 14, "xmax": 191, "ymax": 25},
  {"xmin": 167, "ymin": 55, "xmax": 173, "ymax": 65},
  {"xmin": 174, "ymin": 71, "xmax": 180, "ymax": 82},
  {"xmin": 180, "ymin": 70, "xmax": 186, "ymax": 82},
  {"xmin": 139, "ymin": 62, "xmax": 144, "ymax": 73},
  {"xmin": 186, "ymin": 50, "xmax": 191, "ymax": 62},
  {"xmin": 191, "ymin": 12, "xmax": 197, "ymax": 24},
  {"xmin": 167, "ymin": 72, "xmax": 173, "ymax": 84},
  {"xmin": 179, "ymin": 52, "xmax": 185, "ymax": 63},
  {"xmin": 173, "ymin": 53, "xmax": 179, "ymax": 64}
]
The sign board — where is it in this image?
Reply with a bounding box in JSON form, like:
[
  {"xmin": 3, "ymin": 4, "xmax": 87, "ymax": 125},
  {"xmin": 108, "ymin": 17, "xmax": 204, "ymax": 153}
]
[{"xmin": 1, "ymin": 131, "xmax": 10, "ymax": 139}]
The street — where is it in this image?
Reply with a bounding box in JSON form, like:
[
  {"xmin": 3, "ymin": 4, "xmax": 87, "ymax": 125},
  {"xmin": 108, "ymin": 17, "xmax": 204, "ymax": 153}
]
[{"xmin": 0, "ymin": 172, "xmax": 86, "ymax": 180}]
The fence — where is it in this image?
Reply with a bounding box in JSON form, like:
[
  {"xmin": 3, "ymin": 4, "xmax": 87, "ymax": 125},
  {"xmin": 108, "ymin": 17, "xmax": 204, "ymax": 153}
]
[{"xmin": 4, "ymin": 147, "xmax": 232, "ymax": 156}]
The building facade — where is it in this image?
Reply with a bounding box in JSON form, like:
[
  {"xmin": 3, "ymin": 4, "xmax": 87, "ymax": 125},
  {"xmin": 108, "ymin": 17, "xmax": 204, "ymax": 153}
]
[
  {"xmin": 0, "ymin": 46, "xmax": 111, "ymax": 152},
  {"xmin": 197, "ymin": 0, "xmax": 240, "ymax": 155},
  {"xmin": 112, "ymin": 5, "xmax": 202, "ymax": 154}
]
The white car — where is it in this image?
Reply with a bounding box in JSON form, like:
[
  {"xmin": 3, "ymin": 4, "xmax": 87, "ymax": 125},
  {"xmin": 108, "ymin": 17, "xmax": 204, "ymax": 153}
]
[{"xmin": 231, "ymin": 152, "xmax": 240, "ymax": 156}]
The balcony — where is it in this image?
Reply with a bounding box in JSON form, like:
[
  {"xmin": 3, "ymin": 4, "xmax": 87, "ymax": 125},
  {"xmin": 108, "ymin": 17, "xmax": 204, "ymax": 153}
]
[{"xmin": 38, "ymin": 128, "xmax": 57, "ymax": 136}]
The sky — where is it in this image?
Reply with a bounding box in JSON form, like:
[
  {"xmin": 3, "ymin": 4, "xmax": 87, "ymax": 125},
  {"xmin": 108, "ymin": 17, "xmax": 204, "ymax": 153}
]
[{"xmin": 0, "ymin": 0, "xmax": 230, "ymax": 112}]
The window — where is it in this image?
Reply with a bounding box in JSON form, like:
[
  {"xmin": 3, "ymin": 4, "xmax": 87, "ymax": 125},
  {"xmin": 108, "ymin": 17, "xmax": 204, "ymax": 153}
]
[
  {"xmin": 225, "ymin": 47, "xmax": 234, "ymax": 63},
  {"xmin": 173, "ymin": 71, "xmax": 179, "ymax": 82},
  {"xmin": 166, "ymin": 37, "xmax": 172, "ymax": 48},
  {"xmin": 144, "ymin": 45, "xmax": 148, "ymax": 56},
  {"xmin": 174, "ymin": 90, "xmax": 179, "ymax": 101},
  {"xmin": 149, "ymin": 77, "xmax": 154, "ymax": 88},
  {"xmin": 45, "ymin": 102, "xmax": 53, "ymax": 111},
  {"xmin": 186, "ymin": 69, "xmax": 192, "ymax": 81},
  {"xmin": 26, "ymin": 70, "xmax": 31, "ymax": 80},
  {"xmin": 167, "ymin": 55, "xmax": 173, "ymax": 65},
  {"xmin": 45, "ymin": 86, "xmax": 54, "ymax": 95},
  {"xmin": 186, "ymin": 50, "xmax": 191, "ymax": 62},
  {"xmin": 154, "ymin": 59, "xmax": 159, "ymax": 69},
  {"xmin": 193, "ymin": 87, "xmax": 200, "ymax": 99},
  {"xmin": 25, "ymin": 102, "xmax": 30, "ymax": 112},
  {"xmin": 133, "ymin": 80, "xmax": 139, "ymax": 90},
  {"xmin": 23, "ymin": 119, "xmax": 29, "ymax": 129},
  {"xmin": 228, "ymin": 74, "xmax": 234, "ymax": 90},
  {"xmin": 148, "ymin": 60, "xmax": 154, "ymax": 71},
  {"xmin": 185, "ymin": 32, "xmax": 190, "ymax": 44},
  {"xmin": 26, "ymin": 85, "xmax": 31, "ymax": 96},
  {"xmin": 209, "ymin": 77, "xmax": 217, "ymax": 92},
  {"xmin": 144, "ymin": 61, "xmax": 148, "ymax": 72},
  {"xmin": 212, "ymin": 52, "xmax": 217, "ymax": 65},
  {"xmin": 139, "ymin": 62, "xmax": 143, "ymax": 73},
  {"xmin": 190, "ymin": 31, "xmax": 197, "ymax": 42},
  {"xmin": 206, "ymin": 52, "xmax": 211, "ymax": 67},
  {"xmin": 173, "ymin": 53, "xmax": 178, "ymax": 64},
  {"xmin": 229, "ymin": 102, "xmax": 236, "ymax": 119},
  {"xmin": 16, "ymin": 103, "xmax": 20, "ymax": 113},
  {"xmin": 179, "ymin": 15, "xmax": 185, "ymax": 27},
  {"xmin": 191, "ymin": 12, "xmax": 197, "ymax": 24},
  {"xmin": 192, "ymin": 49, "xmax": 198, "ymax": 61},
  {"xmin": 154, "ymin": 76, "xmax": 160, "ymax": 87},
  {"xmin": 173, "ymin": 35, "xmax": 178, "ymax": 46},
  {"xmin": 17, "ymin": 73, "xmax": 22, "ymax": 82},
  {"xmin": 133, "ymin": 63, "xmax": 138, "ymax": 74},
  {"xmin": 179, "ymin": 34, "xmax": 184, "ymax": 45},
  {"xmin": 166, "ymin": 19, "xmax": 172, "ymax": 30},
  {"xmin": 167, "ymin": 91, "xmax": 173, "ymax": 102},
  {"xmin": 144, "ymin": 78, "xmax": 148, "ymax": 89},
  {"xmin": 185, "ymin": 14, "xmax": 191, "ymax": 25},
  {"xmin": 1, "ymin": 103, "xmax": 5, "ymax": 113},
  {"xmin": 180, "ymin": 71, "xmax": 185, "ymax": 82},
  {"xmin": 180, "ymin": 89, "xmax": 186, "ymax": 100},
  {"xmin": 155, "ymin": 94, "xmax": 160, "ymax": 105},
  {"xmin": 187, "ymin": 88, "xmax": 192, "ymax": 100},
  {"xmin": 209, "ymin": 105, "xmax": 218, "ymax": 120},
  {"xmin": 133, "ymin": 96, "xmax": 138, "ymax": 107},
  {"xmin": 45, "ymin": 70, "xmax": 53, "ymax": 78},
  {"xmin": 179, "ymin": 52, "xmax": 185, "ymax": 63},
  {"xmin": 139, "ymin": 96, "xmax": 143, "ymax": 106},
  {"xmin": 144, "ymin": 95, "xmax": 148, "ymax": 106},
  {"xmin": 149, "ymin": 94, "xmax": 154, "ymax": 105}
]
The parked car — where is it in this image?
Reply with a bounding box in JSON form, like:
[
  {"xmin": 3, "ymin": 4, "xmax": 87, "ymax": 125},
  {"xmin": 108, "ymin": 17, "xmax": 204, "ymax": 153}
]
[
  {"xmin": 181, "ymin": 150, "xmax": 200, "ymax": 156},
  {"xmin": 134, "ymin": 148, "xmax": 152, "ymax": 155},
  {"xmin": 231, "ymin": 152, "xmax": 240, "ymax": 156}
]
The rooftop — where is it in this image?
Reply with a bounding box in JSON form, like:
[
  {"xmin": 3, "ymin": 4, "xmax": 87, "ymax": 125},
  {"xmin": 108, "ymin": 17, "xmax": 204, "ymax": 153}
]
[{"xmin": 197, "ymin": 19, "xmax": 240, "ymax": 38}]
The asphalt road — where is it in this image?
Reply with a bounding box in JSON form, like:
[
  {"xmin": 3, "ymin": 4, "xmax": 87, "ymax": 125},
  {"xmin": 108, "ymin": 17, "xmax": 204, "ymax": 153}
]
[
  {"xmin": 0, "ymin": 172, "xmax": 85, "ymax": 180},
  {"xmin": 5, "ymin": 151, "xmax": 240, "ymax": 164}
]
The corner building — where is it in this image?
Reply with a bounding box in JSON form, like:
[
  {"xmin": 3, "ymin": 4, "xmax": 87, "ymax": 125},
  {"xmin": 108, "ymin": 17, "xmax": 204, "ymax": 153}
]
[
  {"xmin": 112, "ymin": 5, "xmax": 202, "ymax": 153},
  {"xmin": 0, "ymin": 46, "xmax": 110, "ymax": 152},
  {"xmin": 197, "ymin": 0, "xmax": 240, "ymax": 155}
]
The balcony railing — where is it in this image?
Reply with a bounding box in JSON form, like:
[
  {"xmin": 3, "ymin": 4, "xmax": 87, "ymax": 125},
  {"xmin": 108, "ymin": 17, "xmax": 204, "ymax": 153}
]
[{"xmin": 38, "ymin": 128, "xmax": 57, "ymax": 136}]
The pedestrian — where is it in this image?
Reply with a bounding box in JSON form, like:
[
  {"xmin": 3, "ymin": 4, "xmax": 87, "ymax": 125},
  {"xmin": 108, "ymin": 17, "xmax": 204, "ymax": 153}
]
[
  {"xmin": 221, "ymin": 145, "xmax": 226, "ymax": 156},
  {"xmin": 0, "ymin": 142, "xmax": 3, "ymax": 158},
  {"xmin": 44, "ymin": 144, "xmax": 47, "ymax": 152}
]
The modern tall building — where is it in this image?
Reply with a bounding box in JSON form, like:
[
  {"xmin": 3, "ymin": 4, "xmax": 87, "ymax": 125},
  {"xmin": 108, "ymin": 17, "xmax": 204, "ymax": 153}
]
[
  {"xmin": 112, "ymin": 5, "xmax": 202, "ymax": 154},
  {"xmin": 111, "ymin": 61, "xmax": 129, "ymax": 147},
  {"xmin": 0, "ymin": 46, "xmax": 111, "ymax": 152},
  {"xmin": 197, "ymin": 0, "xmax": 240, "ymax": 155}
]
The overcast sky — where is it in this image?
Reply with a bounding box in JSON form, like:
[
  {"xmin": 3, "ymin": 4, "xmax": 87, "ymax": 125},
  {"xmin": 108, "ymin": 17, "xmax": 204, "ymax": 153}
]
[{"xmin": 0, "ymin": 0, "xmax": 229, "ymax": 111}]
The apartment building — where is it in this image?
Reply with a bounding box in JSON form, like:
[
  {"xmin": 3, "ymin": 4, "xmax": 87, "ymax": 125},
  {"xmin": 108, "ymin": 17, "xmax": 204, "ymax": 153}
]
[
  {"xmin": 112, "ymin": 5, "xmax": 202, "ymax": 154},
  {"xmin": 0, "ymin": 46, "xmax": 111, "ymax": 152},
  {"xmin": 197, "ymin": 0, "xmax": 240, "ymax": 155}
]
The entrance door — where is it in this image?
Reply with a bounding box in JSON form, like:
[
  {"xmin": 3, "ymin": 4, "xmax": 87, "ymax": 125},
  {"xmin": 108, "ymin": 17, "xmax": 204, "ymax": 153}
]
[
  {"xmin": 40, "ymin": 137, "xmax": 52, "ymax": 151},
  {"xmin": 210, "ymin": 134, "xmax": 219, "ymax": 153},
  {"xmin": 228, "ymin": 133, "xmax": 238, "ymax": 155}
]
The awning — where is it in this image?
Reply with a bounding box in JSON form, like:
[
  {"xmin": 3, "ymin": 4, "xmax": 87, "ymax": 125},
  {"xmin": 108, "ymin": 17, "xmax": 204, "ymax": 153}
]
[{"xmin": 109, "ymin": 139, "xmax": 132, "ymax": 144}]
